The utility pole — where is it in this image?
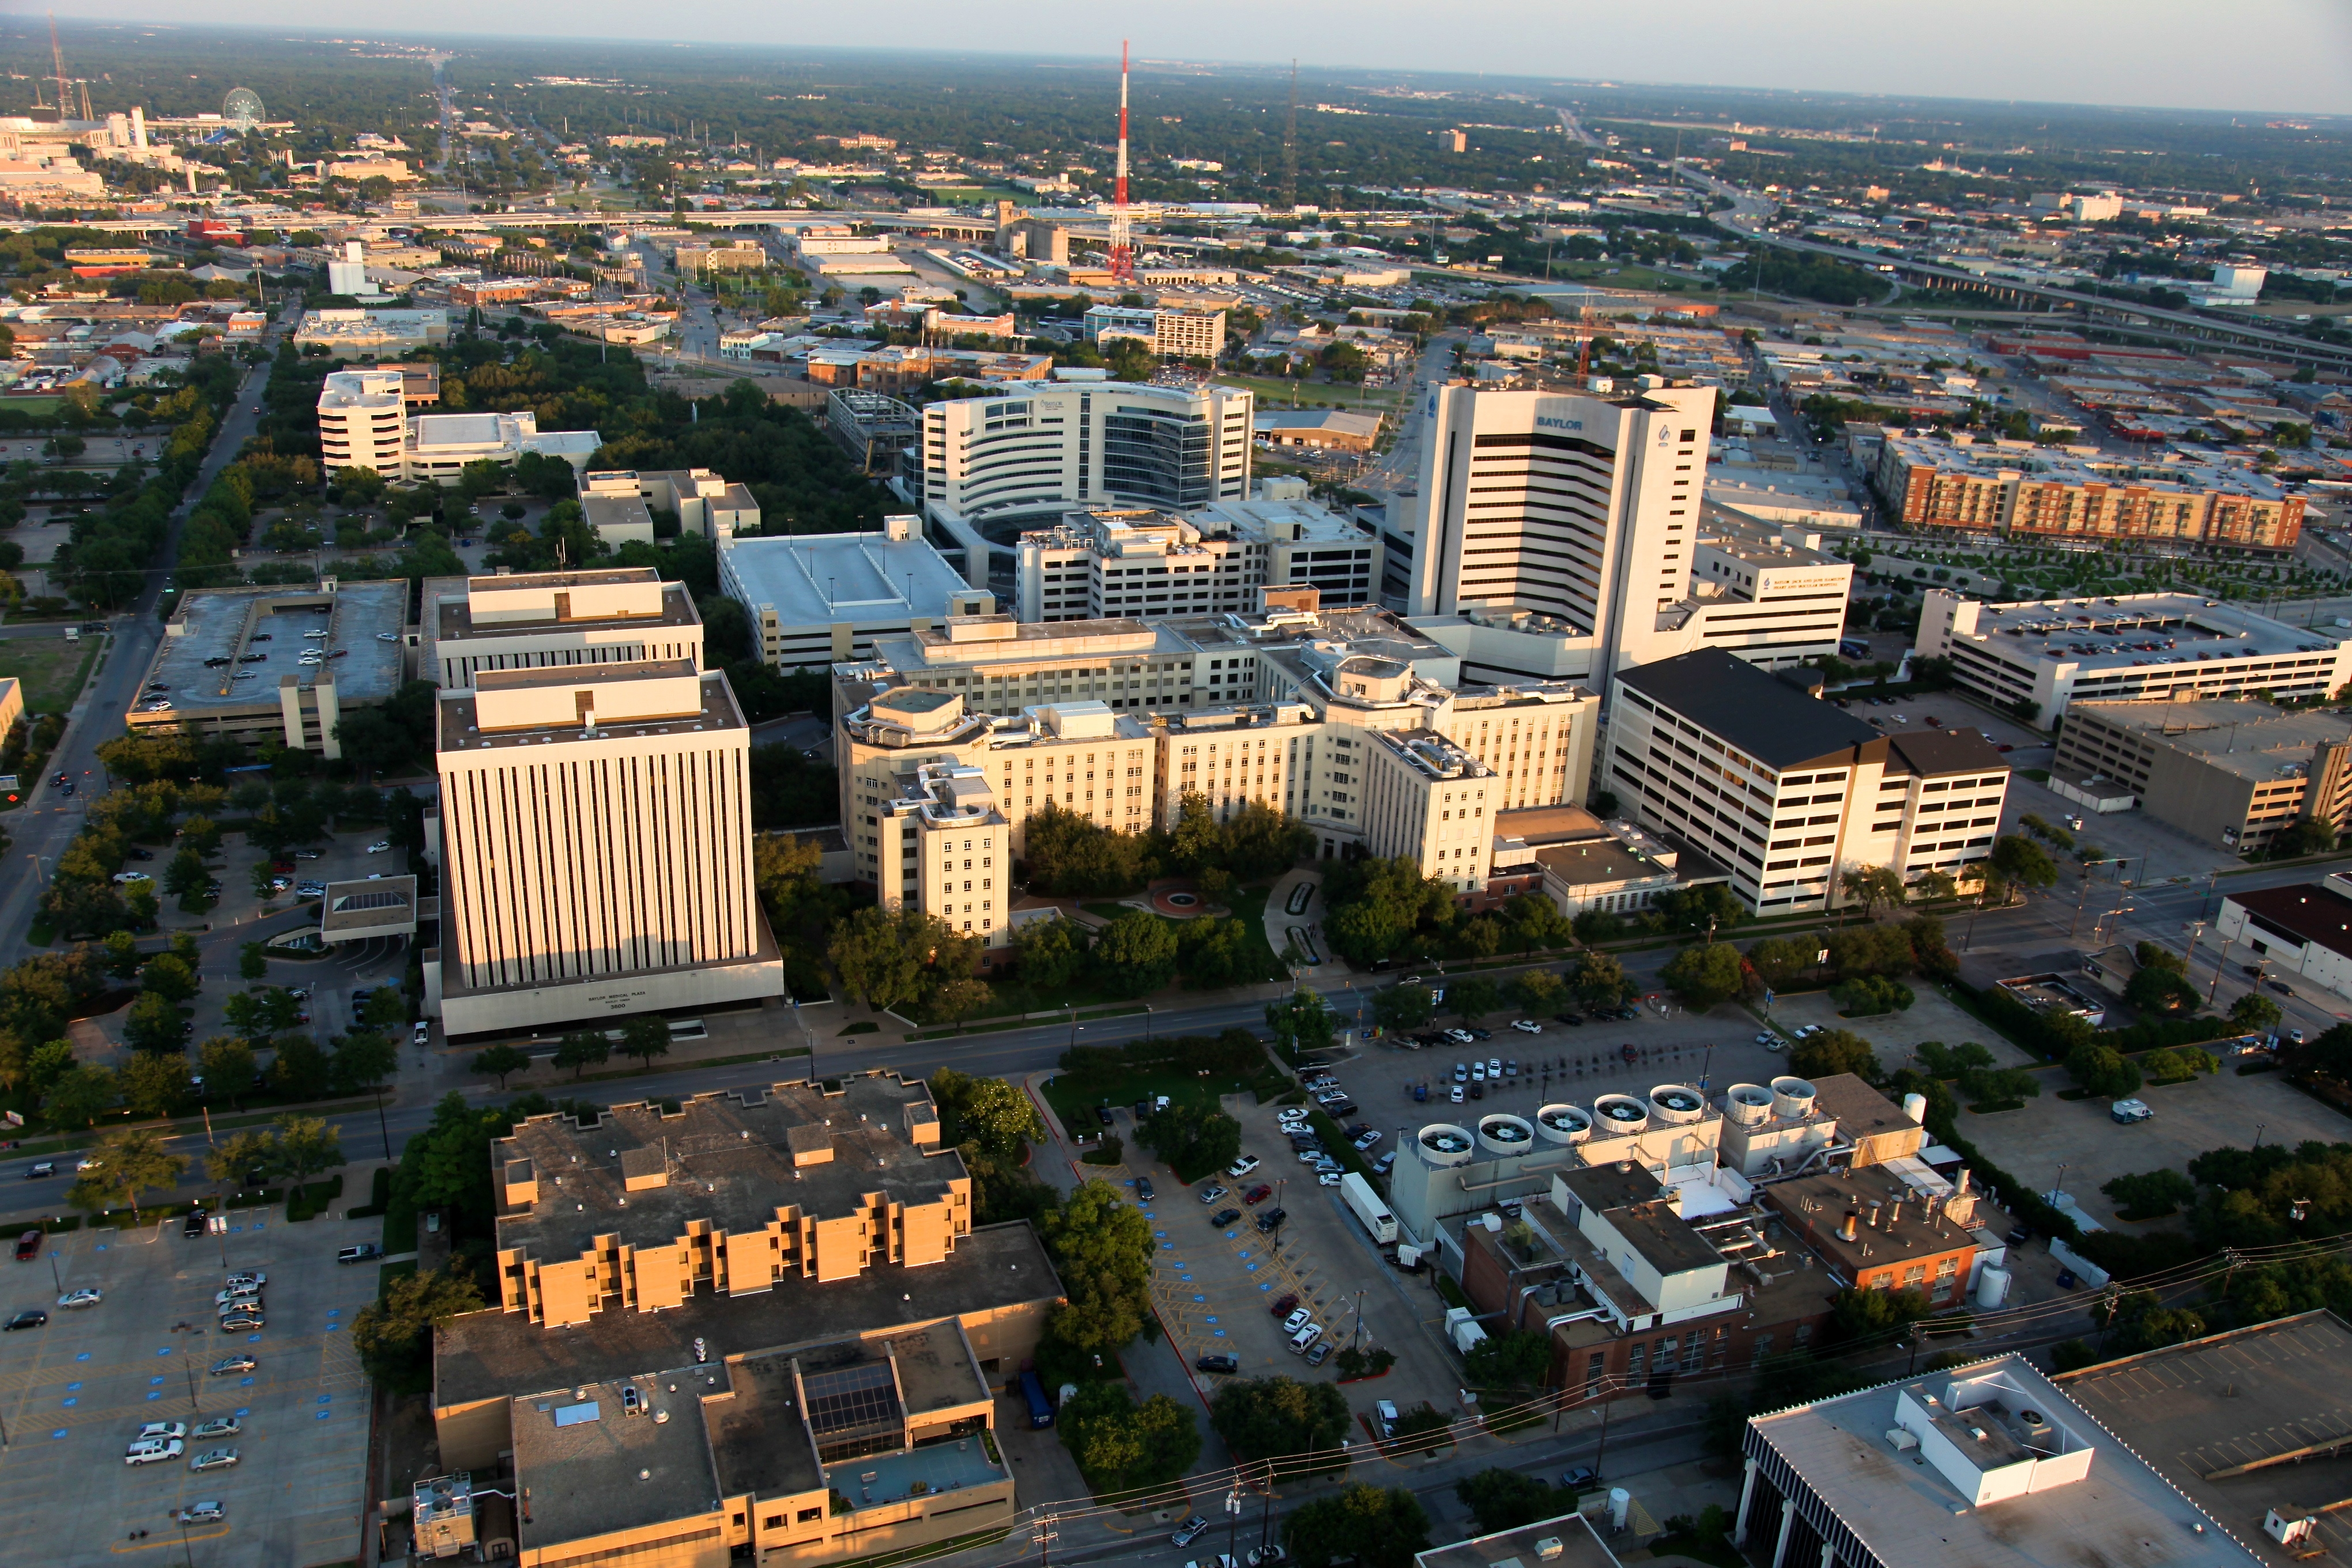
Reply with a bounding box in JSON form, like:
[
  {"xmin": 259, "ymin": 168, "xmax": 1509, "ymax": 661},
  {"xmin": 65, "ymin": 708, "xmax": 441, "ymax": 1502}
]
[{"xmin": 1032, "ymin": 1513, "xmax": 1058, "ymax": 1568}]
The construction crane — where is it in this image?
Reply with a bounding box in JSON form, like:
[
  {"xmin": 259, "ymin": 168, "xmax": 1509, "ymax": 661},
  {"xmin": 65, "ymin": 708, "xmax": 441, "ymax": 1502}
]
[
  {"xmin": 1575, "ymin": 305, "xmax": 1599, "ymax": 382},
  {"xmin": 1106, "ymin": 40, "xmax": 1134, "ymax": 286},
  {"xmin": 46, "ymin": 13, "xmax": 70, "ymax": 122}
]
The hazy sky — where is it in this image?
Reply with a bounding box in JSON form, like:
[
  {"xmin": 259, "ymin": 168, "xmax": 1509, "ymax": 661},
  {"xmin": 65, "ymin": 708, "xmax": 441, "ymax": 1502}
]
[{"xmin": 58, "ymin": 0, "xmax": 2352, "ymax": 115}]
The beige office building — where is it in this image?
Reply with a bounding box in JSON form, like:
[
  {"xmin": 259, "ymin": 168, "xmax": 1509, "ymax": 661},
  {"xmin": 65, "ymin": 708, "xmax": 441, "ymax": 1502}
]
[
  {"xmin": 874, "ymin": 757, "xmax": 1016, "ymax": 952},
  {"xmin": 2054, "ymin": 698, "xmax": 2352, "ymax": 853},
  {"xmin": 421, "ymin": 568, "xmax": 705, "ymax": 689},
  {"xmin": 425, "ymin": 659, "xmax": 781, "ymax": 1035},
  {"xmin": 427, "ymin": 1071, "xmax": 1060, "ymax": 1568},
  {"xmin": 1607, "ymin": 649, "xmax": 2008, "ymax": 913},
  {"xmin": 833, "ymin": 604, "xmax": 1589, "ymax": 895}
]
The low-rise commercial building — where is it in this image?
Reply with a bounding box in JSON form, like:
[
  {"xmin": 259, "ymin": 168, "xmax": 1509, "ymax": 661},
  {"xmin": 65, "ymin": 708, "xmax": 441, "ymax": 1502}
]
[
  {"xmin": 718, "ymin": 515, "xmax": 996, "ymax": 671},
  {"xmin": 1082, "ymin": 303, "xmax": 1226, "ymax": 359},
  {"xmin": 1607, "ymin": 649, "xmax": 2010, "ymax": 913},
  {"xmin": 1915, "ymin": 590, "xmax": 2352, "ymax": 723},
  {"xmin": 1736, "ymin": 1350, "xmax": 2274, "ymax": 1568},
  {"xmin": 427, "ymin": 1071, "xmax": 1059, "ymax": 1568},
  {"xmin": 292, "ymin": 306, "xmax": 451, "ymax": 356},
  {"xmin": 124, "ymin": 580, "xmax": 409, "ymax": 757},
  {"xmin": 2215, "ymin": 874, "xmax": 2352, "ymax": 1004},
  {"xmin": 421, "ymin": 568, "xmax": 704, "ymax": 689},
  {"xmin": 1253, "ymin": 408, "xmax": 1382, "ymax": 453},
  {"xmin": 2053, "ymin": 698, "xmax": 2352, "ymax": 853},
  {"xmin": 424, "ymin": 659, "xmax": 781, "ymax": 1035},
  {"xmin": 406, "ymin": 410, "xmax": 602, "ymax": 487},
  {"xmin": 1013, "ymin": 497, "xmax": 1382, "ymax": 624},
  {"xmin": 1875, "ymin": 432, "xmax": 2304, "ymax": 549}
]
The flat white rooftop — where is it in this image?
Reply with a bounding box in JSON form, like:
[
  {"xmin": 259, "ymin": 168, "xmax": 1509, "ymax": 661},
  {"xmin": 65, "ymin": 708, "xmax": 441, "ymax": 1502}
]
[{"xmin": 722, "ymin": 530, "xmax": 975, "ymax": 628}]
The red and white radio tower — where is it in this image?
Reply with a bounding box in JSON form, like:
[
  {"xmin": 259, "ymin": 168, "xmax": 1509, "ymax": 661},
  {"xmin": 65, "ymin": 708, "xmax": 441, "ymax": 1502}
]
[{"xmin": 1107, "ymin": 39, "xmax": 1135, "ymax": 285}]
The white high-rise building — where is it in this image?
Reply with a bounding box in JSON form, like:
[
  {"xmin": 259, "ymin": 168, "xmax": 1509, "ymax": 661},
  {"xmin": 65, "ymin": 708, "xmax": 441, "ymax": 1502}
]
[
  {"xmin": 1394, "ymin": 383, "xmax": 1851, "ymax": 689},
  {"xmin": 1400, "ymin": 383, "xmax": 1714, "ymax": 681},
  {"xmin": 316, "ymin": 368, "xmax": 406, "ymax": 477},
  {"xmin": 917, "ymin": 382, "xmax": 1254, "ymax": 575},
  {"xmin": 424, "ymin": 659, "xmax": 781, "ymax": 1034}
]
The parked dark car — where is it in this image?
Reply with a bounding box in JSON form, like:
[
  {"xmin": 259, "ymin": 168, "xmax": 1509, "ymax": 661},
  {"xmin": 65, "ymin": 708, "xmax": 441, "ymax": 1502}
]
[
  {"xmin": 1208, "ymin": 1208, "xmax": 1242, "ymax": 1228},
  {"xmin": 1095, "ymin": 1105, "xmax": 1115, "ymax": 1127},
  {"xmin": 14, "ymin": 1229, "xmax": 41, "ymax": 1262},
  {"xmin": 1195, "ymin": 1354, "xmax": 1240, "ymax": 1374},
  {"xmin": 1134, "ymin": 1177, "xmax": 1154, "ymax": 1203},
  {"xmin": 1256, "ymin": 1207, "xmax": 1288, "ymax": 1233},
  {"xmin": 182, "ymin": 1210, "xmax": 208, "ymax": 1239},
  {"xmin": 1269, "ymin": 1292, "xmax": 1299, "ymax": 1317}
]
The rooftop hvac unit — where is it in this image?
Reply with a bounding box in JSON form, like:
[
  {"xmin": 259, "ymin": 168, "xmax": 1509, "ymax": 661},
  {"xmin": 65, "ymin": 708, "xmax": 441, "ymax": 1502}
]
[
  {"xmin": 1649, "ymin": 1085, "xmax": 1705, "ymax": 1125},
  {"xmin": 1536, "ymin": 1104, "xmax": 1591, "ymax": 1145},
  {"xmin": 1725, "ymin": 1084, "xmax": 1774, "ymax": 1128},
  {"xmin": 1592, "ymin": 1094, "xmax": 1648, "ymax": 1136},
  {"xmin": 1770, "ymin": 1076, "xmax": 1817, "ymax": 1120}
]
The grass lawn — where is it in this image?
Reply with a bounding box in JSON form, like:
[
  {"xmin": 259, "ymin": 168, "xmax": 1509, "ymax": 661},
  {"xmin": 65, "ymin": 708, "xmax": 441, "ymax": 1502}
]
[
  {"xmin": 1042, "ymin": 1056, "xmax": 1287, "ymax": 1145},
  {"xmin": 1222, "ymin": 885, "xmax": 1290, "ymax": 982},
  {"xmin": 0, "ymin": 634, "xmax": 97, "ymax": 711}
]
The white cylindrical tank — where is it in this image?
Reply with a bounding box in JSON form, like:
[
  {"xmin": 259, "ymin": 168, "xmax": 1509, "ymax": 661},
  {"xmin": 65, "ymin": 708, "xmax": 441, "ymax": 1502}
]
[
  {"xmin": 1902, "ymin": 1092, "xmax": 1928, "ymax": 1125},
  {"xmin": 1770, "ymin": 1076, "xmax": 1817, "ymax": 1120},
  {"xmin": 1725, "ymin": 1084, "xmax": 1774, "ymax": 1127},
  {"xmin": 1536, "ymin": 1104, "xmax": 1590, "ymax": 1146},
  {"xmin": 1649, "ymin": 1084, "xmax": 1705, "ymax": 1125},
  {"xmin": 1977, "ymin": 1266, "xmax": 2011, "ymax": 1309},
  {"xmin": 1593, "ymin": 1094, "xmax": 1649, "ymax": 1136},
  {"xmin": 1477, "ymin": 1114, "xmax": 1535, "ymax": 1159},
  {"xmin": 1608, "ymin": 1489, "xmax": 1631, "ymax": 1531},
  {"xmin": 1418, "ymin": 1125, "xmax": 1475, "ymax": 1168}
]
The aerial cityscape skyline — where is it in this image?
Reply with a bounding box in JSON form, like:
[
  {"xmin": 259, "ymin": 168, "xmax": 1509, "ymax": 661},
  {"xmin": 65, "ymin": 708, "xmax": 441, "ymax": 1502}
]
[{"xmin": 0, "ymin": 15, "xmax": 2346, "ymax": 1566}]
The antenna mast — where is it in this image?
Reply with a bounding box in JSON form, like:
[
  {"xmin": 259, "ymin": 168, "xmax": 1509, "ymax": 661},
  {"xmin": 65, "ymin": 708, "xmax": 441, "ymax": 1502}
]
[
  {"xmin": 1107, "ymin": 40, "xmax": 1134, "ymax": 285},
  {"xmin": 1281, "ymin": 61, "xmax": 1297, "ymax": 213},
  {"xmin": 47, "ymin": 14, "xmax": 69, "ymax": 119}
]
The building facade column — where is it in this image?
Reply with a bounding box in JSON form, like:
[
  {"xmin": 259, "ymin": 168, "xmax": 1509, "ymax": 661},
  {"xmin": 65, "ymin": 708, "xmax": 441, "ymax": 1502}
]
[
  {"xmin": 1732, "ymin": 1458, "xmax": 1761, "ymax": 1548},
  {"xmin": 1769, "ymin": 1499, "xmax": 1797, "ymax": 1568},
  {"xmin": 1819, "ymin": 1540, "xmax": 1837, "ymax": 1568}
]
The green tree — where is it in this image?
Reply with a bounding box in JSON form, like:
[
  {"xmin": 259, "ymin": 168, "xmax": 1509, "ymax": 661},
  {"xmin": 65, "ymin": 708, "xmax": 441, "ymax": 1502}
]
[
  {"xmin": 1826, "ymin": 1284, "xmax": 1933, "ymax": 1348},
  {"xmin": 930, "ymin": 1067, "xmax": 1046, "ymax": 1166},
  {"xmin": 551, "ymin": 1030, "xmax": 610, "ymax": 1080},
  {"xmin": 1839, "ymin": 865, "xmax": 1906, "ymax": 921},
  {"xmin": 1283, "ymin": 1484, "xmax": 1430, "ymax": 1568},
  {"xmin": 1572, "ymin": 951, "xmax": 1631, "ymax": 1009},
  {"xmin": 1014, "ymin": 917, "xmax": 1090, "ymax": 992},
  {"xmin": 197, "ymin": 1035, "xmax": 258, "ymax": 1110},
  {"xmin": 139, "ymin": 951, "xmax": 199, "ymax": 1004},
  {"xmin": 1449, "ymin": 975, "xmax": 1502, "ymax": 1026},
  {"xmin": 275, "ymin": 1113, "xmax": 342, "ymax": 1182},
  {"xmin": 43, "ymin": 1062, "xmax": 115, "ymax": 1128},
  {"xmin": 1137, "ymin": 1101, "xmax": 1243, "ymax": 1181},
  {"xmin": 270, "ymin": 1035, "xmax": 333, "ymax": 1100},
  {"xmin": 2232, "ymin": 992, "xmax": 2285, "ymax": 1033},
  {"xmin": 1660, "ymin": 943, "xmax": 1744, "ymax": 1009},
  {"xmin": 1989, "ymin": 835, "xmax": 2060, "ymax": 892},
  {"xmin": 351, "ymin": 1263, "xmax": 486, "ymax": 1394},
  {"xmin": 333, "ymin": 1030, "xmax": 399, "ymax": 1095},
  {"xmin": 617, "ymin": 1015, "xmax": 670, "ymax": 1068},
  {"xmin": 1372, "ymin": 983, "xmax": 1435, "ymax": 1032},
  {"xmin": 1745, "ymin": 936, "xmax": 1822, "ymax": 990},
  {"xmin": 828, "ymin": 906, "xmax": 975, "ymax": 1012},
  {"xmin": 1211, "ymin": 1376, "xmax": 1353, "ymax": 1471},
  {"xmin": 206, "ymin": 1128, "xmax": 280, "ymax": 1187},
  {"xmin": 122, "ymin": 990, "xmax": 188, "ymax": 1054},
  {"xmin": 163, "ymin": 846, "xmax": 212, "ymax": 905},
  {"xmin": 120, "ymin": 1049, "xmax": 193, "ymax": 1117},
  {"xmin": 933, "ymin": 975, "xmax": 994, "ymax": 1026},
  {"xmin": 1094, "ymin": 910, "xmax": 1179, "ymax": 996},
  {"xmin": 361, "ymin": 988, "xmax": 409, "ymax": 1031},
  {"xmin": 1266, "ymin": 988, "xmax": 1339, "ymax": 1061},
  {"xmin": 2101, "ymin": 1168, "xmax": 2195, "ymax": 1220},
  {"xmin": 1456, "ymin": 1468, "xmax": 1575, "ymax": 1534},
  {"xmin": 1791, "ymin": 1028, "xmax": 1879, "ymax": 1081},
  {"xmin": 1464, "ymin": 1329, "xmax": 1553, "ymax": 1389},
  {"xmin": 1039, "ymin": 1177, "xmax": 1156, "ymax": 1354},
  {"xmin": 471, "ymin": 1042, "xmax": 531, "ymax": 1088},
  {"xmin": 1512, "ymin": 968, "xmax": 1566, "ymax": 1013},
  {"xmin": 66, "ymin": 1126, "xmax": 187, "ymax": 1213},
  {"xmin": 2065, "ymin": 1041, "xmax": 2142, "ymax": 1098},
  {"xmin": 1058, "ymin": 1383, "xmax": 1204, "ymax": 1498}
]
